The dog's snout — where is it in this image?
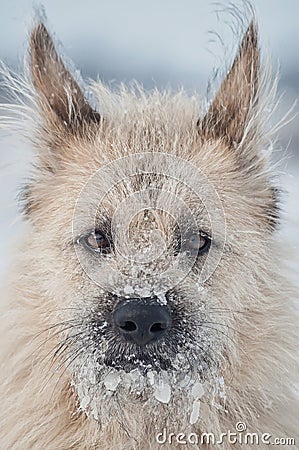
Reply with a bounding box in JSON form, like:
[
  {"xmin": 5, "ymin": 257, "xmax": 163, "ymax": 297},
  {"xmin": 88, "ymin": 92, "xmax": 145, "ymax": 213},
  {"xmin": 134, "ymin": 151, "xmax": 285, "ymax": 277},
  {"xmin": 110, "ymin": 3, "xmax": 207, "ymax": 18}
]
[{"xmin": 113, "ymin": 298, "xmax": 171, "ymax": 346}]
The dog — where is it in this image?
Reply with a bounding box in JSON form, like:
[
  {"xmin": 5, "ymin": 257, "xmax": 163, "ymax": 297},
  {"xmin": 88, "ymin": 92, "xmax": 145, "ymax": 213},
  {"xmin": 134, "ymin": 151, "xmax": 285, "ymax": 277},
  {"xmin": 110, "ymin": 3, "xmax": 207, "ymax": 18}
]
[{"xmin": 0, "ymin": 13, "xmax": 298, "ymax": 450}]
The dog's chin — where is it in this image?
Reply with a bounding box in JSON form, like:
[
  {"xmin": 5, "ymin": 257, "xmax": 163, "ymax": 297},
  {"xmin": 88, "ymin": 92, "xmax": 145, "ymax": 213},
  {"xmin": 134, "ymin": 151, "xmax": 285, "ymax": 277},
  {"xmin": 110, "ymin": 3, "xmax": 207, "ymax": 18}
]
[
  {"xmin": 71, "ymin": 343, "xmax": 211, "ymax": 400},
  {"xmin": 70, "ymin": 351, "xmax": 226, "ymax": 426},
  {"xmin": 67, "ymin": 325, "xmax": 221, "ymax": 422},
  {"xmin": 72, "ymin": 361, "xmax": 196, "ymax": 421}
]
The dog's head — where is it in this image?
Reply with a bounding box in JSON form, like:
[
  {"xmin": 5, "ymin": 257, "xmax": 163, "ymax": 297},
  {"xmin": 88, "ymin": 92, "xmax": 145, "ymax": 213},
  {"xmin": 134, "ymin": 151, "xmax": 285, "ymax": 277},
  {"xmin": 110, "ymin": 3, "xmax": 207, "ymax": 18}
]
[{"xmin": 23, "ymin": 22, "xmax": 278, "ymax": 421}]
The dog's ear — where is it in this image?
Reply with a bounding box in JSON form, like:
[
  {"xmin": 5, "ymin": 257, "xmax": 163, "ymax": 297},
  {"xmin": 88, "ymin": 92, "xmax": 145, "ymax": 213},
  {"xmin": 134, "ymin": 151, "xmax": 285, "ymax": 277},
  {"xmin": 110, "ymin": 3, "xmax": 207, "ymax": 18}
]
[
  {"xmin": 198, "ymin": 21, "xmax": 259, "ymax": 145},
  {"xmin": 30, "ymin": 23, "xmax": 101, "ymax": 130}
]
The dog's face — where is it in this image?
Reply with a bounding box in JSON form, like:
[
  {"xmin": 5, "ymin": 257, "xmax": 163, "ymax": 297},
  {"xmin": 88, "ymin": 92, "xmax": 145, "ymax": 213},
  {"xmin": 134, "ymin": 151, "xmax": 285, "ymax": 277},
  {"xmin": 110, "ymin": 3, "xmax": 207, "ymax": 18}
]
[{"xmin": 25, "ymin": 23, "xmax": 277, "ymax": 420}]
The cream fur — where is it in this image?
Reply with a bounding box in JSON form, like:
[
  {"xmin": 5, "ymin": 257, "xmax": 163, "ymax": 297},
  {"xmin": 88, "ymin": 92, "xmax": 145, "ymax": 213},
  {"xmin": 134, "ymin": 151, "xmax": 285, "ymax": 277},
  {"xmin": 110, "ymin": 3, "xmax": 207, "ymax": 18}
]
[{"xmin": 0, "ymin": 16, "xmax": 298, "ymax": 450}]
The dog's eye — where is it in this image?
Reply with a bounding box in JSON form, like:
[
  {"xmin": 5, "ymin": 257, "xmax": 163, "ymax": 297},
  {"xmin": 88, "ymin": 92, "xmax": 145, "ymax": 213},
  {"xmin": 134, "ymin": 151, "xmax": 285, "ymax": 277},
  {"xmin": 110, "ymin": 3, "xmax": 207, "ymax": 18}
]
[
  {"xmin": 185, "ymin": 233, "xmax": 211, "ymax": 256},
  {"xmin": 80, "ymin": 231, "xmax": 111, "ymax": 254}
]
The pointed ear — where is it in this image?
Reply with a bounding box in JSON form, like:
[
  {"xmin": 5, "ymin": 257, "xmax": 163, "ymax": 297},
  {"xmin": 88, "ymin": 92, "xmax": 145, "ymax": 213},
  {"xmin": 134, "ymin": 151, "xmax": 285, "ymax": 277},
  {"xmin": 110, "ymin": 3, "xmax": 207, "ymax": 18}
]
[
  {"xmin": 30, "ymin": 23, "xmax": 101, "ymax": 129},
  {"xmin": 198, "ymin": 21, "xmax": 259, "ymax": 145}
]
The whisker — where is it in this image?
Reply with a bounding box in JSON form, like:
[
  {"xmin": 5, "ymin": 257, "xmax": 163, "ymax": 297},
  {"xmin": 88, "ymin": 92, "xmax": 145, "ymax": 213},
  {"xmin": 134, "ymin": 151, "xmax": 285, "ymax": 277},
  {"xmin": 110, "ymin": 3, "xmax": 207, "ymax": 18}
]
[
  {"xmin": 29, "ymin": 323, "xmax": 83, "ymax": 363},
  {"xmin": 31, "ymin": 318, "xmax": 86, "ymax": 341},
  {"xmin": 48, "ymin": 347, "xmax": 87, "ymax": 403},
  {"xmin": 200, "ymin": 323, "xmax": 238, "ymax": 346},
  {"xmin": 204, "ymin": 320, "xmax": 250, "ymax": 340},
  {"xmin": 52, "ymin": 333, "xmax": 83, "ymax": 361}
]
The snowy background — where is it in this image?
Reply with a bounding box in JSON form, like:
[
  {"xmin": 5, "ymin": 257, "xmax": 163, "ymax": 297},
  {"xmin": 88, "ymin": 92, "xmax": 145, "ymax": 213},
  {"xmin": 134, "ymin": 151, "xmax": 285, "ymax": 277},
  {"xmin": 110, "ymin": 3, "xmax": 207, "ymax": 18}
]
[{"xmin": 0, "ymin": 0, "xmax": 298, "ymax": 283}]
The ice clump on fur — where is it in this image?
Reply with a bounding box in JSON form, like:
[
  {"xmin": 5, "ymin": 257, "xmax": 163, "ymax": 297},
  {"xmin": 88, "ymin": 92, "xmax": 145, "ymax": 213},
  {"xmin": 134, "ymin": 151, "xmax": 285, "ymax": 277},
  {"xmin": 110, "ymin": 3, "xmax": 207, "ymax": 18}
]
[
  {"xmin": 156, "ymin": 292, "xmax": 167, "ymax": 305},
  {"xmin": 123, "ymin": 284, "xmax": 135, "ymax": 295},
  {"xmin": 191, "ymin": 381, "xmax": 204, "ymax": 399},
  {"xmin": 190, "ymin": 400, "xmax": 201, "ymax": 424},
  {"xmin": 211, "ymin": 376, "xmax": 227, "ymax": 410},
  {"xmin": 103, "ymin": 372, "xmax": 121, "ymax": 391},
  {"xmin": 153, "ymin": 376, "xmax": 171, "ymax": 403}
]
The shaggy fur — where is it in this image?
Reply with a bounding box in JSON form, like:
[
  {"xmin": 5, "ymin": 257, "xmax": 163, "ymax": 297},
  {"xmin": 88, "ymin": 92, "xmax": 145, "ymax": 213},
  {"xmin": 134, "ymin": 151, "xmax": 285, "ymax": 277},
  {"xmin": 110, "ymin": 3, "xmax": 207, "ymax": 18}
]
[{"xmin": 0, "ymin": 15, "xmax": 298, "ymax": 450}]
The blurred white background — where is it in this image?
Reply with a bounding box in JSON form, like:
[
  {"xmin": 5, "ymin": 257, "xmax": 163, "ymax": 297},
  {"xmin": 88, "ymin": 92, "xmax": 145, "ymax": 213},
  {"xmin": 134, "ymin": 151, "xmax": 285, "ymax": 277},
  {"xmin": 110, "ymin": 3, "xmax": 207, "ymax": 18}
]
[{"xmin": 0, "ymin": 0, "xmax": 298, "ymax": 281}]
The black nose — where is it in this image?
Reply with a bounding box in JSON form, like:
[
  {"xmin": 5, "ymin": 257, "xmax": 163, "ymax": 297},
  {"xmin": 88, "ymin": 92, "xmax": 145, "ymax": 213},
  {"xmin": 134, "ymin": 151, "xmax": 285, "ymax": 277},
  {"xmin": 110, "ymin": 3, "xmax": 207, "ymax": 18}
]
[{"xmin": 113, "ymin": 298, "xmax": 171, "ymax": 346}]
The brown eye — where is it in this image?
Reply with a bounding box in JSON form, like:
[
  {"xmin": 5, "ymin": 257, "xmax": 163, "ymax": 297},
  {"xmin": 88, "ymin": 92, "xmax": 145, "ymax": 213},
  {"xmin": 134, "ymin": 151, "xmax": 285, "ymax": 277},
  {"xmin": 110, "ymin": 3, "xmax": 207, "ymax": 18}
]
[
  {"xmin": 80, "ymin": 231, "xmax": 111, "ymax": 254},
  {"xmin": 185, "ymin": 233, "xmax": 211, "ymax": 256}
]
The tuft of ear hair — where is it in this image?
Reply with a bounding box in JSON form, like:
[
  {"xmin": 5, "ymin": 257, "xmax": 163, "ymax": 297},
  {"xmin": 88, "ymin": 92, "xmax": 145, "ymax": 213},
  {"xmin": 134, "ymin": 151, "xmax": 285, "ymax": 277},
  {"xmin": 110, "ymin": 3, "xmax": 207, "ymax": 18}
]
[
  {"xmin": 30, "ymin": 23, "xmax": 101, "ymax": 130},
  {"xmin": 198, "ymin": 21, "xmax": 259, "ymax": 146}
]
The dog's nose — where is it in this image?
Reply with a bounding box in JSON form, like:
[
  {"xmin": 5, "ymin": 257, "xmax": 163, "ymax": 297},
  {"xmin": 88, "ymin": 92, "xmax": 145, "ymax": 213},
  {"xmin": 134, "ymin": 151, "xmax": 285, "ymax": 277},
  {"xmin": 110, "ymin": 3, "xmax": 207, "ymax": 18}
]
[{"xmin": 113, "ymin": 298, "xmax": 171, "ymax": 346}]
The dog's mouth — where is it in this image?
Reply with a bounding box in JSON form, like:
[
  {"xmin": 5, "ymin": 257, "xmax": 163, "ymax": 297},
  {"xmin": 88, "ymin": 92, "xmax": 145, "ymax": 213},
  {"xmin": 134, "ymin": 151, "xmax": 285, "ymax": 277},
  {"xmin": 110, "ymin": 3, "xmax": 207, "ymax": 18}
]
[
  {"xmin": 103, "ymin": 343, "xmax": 174, "ymax": 373},
  {"xmin": 91, "ymin": 321, "xmax": 199, "ymax": 375},
  {"xmin": 70, "ymin": 321, "xmax": 216, "ymax": 386}
]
